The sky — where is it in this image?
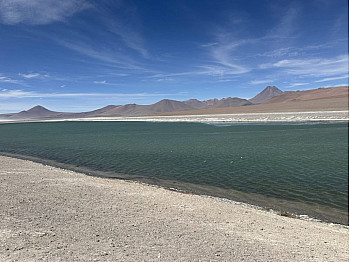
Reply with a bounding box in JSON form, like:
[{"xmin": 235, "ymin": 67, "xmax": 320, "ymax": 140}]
[{"xmin": 0, "ymin": 0, "xmax": 348, "ymax": 113}]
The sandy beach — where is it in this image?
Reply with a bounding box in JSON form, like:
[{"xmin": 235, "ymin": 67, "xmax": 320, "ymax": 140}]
[{"xmin": 0, "ymin": 156, "xmax": 348, "ymax": 261}]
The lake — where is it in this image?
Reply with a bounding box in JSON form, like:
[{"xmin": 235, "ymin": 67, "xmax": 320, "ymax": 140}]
[{"xmin": 0, "ymin": 121, "xmax": 348, "ymax": 224}]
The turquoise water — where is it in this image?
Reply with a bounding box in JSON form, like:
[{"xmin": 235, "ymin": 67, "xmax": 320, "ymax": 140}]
[{"xmin": 0, "ymin": 121, "xmax": 348, "ymax": 224}]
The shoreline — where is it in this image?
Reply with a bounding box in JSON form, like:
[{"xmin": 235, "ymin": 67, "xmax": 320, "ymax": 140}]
[
  {"xmin": 1, "ymin": 151, "xmax": 348, "ymax": 226},
  {"xmin": 0, "ymin": 110, "xmax": 348, "ymax": 124},
  {"xmin": 0, "ymin": 155, "xmax": 348, "ymax": 261}
]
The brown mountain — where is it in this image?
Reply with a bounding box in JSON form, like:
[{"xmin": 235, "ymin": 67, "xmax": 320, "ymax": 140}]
[
  {"xmin": 183, "ymin": 99, "xmax": 206, "ymax": 108},
  {"xmin": 0, "ymin": 86, "xmax": 347, "ymax": 120},
  {"xmin": 149, "ymin": 99, "xmax": 194, "ymax": 113},
  {"xmin": 183, "ymin": 97, "xmax": 252, "ymax": 109},
  {"xmin": 213, "ymin": 97, "xmax": 252, "ymax": 108},
  {"xmin": 160, "ymin": 86, "xmax": 349, "ymax": 116},
  {"xmin": 249, "ymin": 86, "xmax": 284, "ymax": 104},
  {"xmin": 2, "ymin": 105, "xmax": 68, "ymax": 120},
  {"xmin": 93, "ymin": 97, "xmax": 252, "ymax": 117}
]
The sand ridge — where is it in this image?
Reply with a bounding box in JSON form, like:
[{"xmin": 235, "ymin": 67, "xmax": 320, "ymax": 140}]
[{"xmin": 0, "ymin": 156, "xmax": 348, "ymax": 261}]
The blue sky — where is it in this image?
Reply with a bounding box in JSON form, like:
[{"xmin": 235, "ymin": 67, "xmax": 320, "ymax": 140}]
[{"xmin": 0, "ymin": 0, "xmax": 348, "ymax": 113}]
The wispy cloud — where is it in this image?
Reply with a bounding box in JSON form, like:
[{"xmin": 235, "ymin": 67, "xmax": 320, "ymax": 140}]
[
  {"xmin": 0, "ymin": 0, "xmax": 90, "ymax": 25},
  {"xmin": 93, "ymin": 80, "xmax": 120, "ymax": 86},
  {"xmin": 155, "ymin": 78, "xmax": 174, "ymax": 82},
  {"xmin": 0, "ymin": 75, "xmax": 20, "ymax": 84},
  {"xmin": 204, "ymin": 37, "xmax": 251, "ymax": 75},
  {"xmin": 250, "ymin": 79, "xmax": 274, "ymax": 85},
  {"xmin": 198, "ymin": 7, "xmax": 302, "ymax": 77},
  {"xmin": 0, "ymin": 89, "xmax": 176, "ymax": 99},
  {"xmin": 257, "ymin": 47, "xmax": 300, "ymax": 58},
  {"xmin": 217, "ymin": 78, "xmax": 237, "ymax": 83},
  {"xmin": 198, "ymin": 65, "xmax": 249, "ymax": 76},
  {"xmin": 94, "ymin": 80, "xmax": 106, "ymax": 84},
  {"xmin": 96, "ymin": 2, "xmax": 148, "ymax": 58},
  {"xmin": 56, "ymin": 39, "xmax": 146, "ymax": 71},
  {"xmin": 149, "ymin": 64, "xmax": 249, "ymax": 80},
  {"xmin": 286, "ymin": 82, "xmax": 308, "ymax": 88},
  {"xmin": 266, "ymin": 5, "xmax": 299, "ymax": 39},
  {"xmin": 156, "ymin": 38, "xmax": 251, "ymax": 79},
  {"xmin": 256, "ymin": 41, "xmax": 346, "ymax": 59},
  {"xmin": 18, "ymin": 72, "xmax": 49, "ymax": 79},
  {"xmin": 103, "ymin": 18, "xmax": 148, "ymax": 58},
  {"xmin": 260, "ymin": 54, "xmax": 349, "ymax": 77},
  {"xmin": 333, "ymin": 83, "xmax": 349, "ymax": 87},
  {"xmin": 200, "ymin": 42, "xmax": 219, "ymax": 48},
  {"xmin": 314, "ymin": 75, "xmax": 349, "ymax": 83}
]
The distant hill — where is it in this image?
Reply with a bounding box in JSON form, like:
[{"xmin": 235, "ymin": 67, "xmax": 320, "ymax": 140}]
[
  {"xmin": 150, "ymin": 99, "xmax": 194, "ymax": 113},
  {"xmin": 0, "ymin": 86, "xmax": 348, "ymax": 120},
  {"xmin": 1, "ymin": 105, "xmax": 69, "ymax": 120},
  {"xmin": 249, "ymin": 86, "xmax": 284, "ymax": 104},
  {"xmin": 94, "ymin": 97, "xmax": 252, "ymax": 117},
  {"xmin": 159, "ymin": 86, "xmax": 349, "ymax": 116},
  {"xmin": 183, "ymin": 97, "xmax": 252, "ymax": 109}
]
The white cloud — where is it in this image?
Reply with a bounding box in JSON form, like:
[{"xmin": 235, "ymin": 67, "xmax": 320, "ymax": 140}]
[
  {"xmin": 250, "ymin": 79, "xmax": 274, "ymax": 85},
  {"xmin": 333, "ymin": 83, "xmax": 349, "ymax": 87},
  {"xmin": 257, "ymin": 47, "xmax": 300, "ymax": 58},
  {"xmin": 217, "ymin": 78, "xmax": 237, "ymax": 83},
  {"xmin": 0, "ymin": 0, "xmax": 90, "ymax": 25},
  {"xmin": 0, "ymin": 75, "xmax": 20, "ymax": 84},
  {"xmin": 19, "ymin": 73, "xmax": 40, "ymax": 79},
  {"xmin": 198, "ymin": 65, "xmax": 249, "ymax": 76},
  {"xmin": 150, "ymin": 77, "xmax": 174, "ymax": 82},
  {"xmin": 208, "ymin": 39, "xmax": 250, "ymax": 75},
  {"xmin": 148, "ymin": 64, "xmax": 249, "ymax": 80},
  {"xmin": 260, "ymin": 55, "xmax": 349, "ymax": 77},
  {"xmin": 314, "ymin": 75, "xmax": 349, "ymax": 83},
  {"xmin": 94, "ymin": 80, "xmax": 107, "ymax": 84},
  {"xmin": 18, "ymin": 72, "xmax": 49, "ymax": 79},
  {"xmin": 200, "ymin": 42, "xmax": 219, "ymax": 48},
  {"xmin": 0, "ymin": 89, "xmax": 175, "ymax": 99},
  {"xmin": 286, "ymin": 82, "xmax": 308, "ymax": 88},
  {"xmin": 93, "ymin": 80, "xmax": 121, "ymax": 86}
]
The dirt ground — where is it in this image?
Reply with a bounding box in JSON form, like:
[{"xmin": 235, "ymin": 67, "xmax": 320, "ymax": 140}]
[{"xmin": 0, "ymin": 156, "xmax": 348, "ymax": 261}]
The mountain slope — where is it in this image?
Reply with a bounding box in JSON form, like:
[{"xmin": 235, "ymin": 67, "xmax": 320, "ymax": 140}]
[
  {"xmin": 158, "ymin": 86, "xmax": 349, "ymax": 116},
  {"xmin": 4, "ymin": 106, "xmax": 67, "ymax": 120},
  {"xmin": 249, "ymin": 86, "xmax": 284, "ymax": 104},
  {"xmin": 97, "ymin": 97, "xmax": 252, "ymax": 116},
  {"xmin": 265, "ymin": 86, "xmax": 348, "ymax": 103},
  {"xmin": 213, "ymin": 97, "xmax": 252, "ymax": 108}
]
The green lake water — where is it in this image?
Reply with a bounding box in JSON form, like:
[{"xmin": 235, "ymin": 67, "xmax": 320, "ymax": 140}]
[{"xmin": 0, "ymin": 121, "xmax": 348, "ymax": 224}]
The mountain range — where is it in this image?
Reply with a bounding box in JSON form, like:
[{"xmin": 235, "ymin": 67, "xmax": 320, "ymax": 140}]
[{"xmin": 0, "ymin": 86, "xmax": 348, "ymax": 120}]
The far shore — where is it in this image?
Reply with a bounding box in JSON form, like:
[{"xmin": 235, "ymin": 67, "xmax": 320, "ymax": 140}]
[
  {"xmin": 0, "ymin": 110, "xmax": 348, "ymax": 124},
  {"xmin": 0, "ymin": 155, "xmax": 348, "ymax": 261}
]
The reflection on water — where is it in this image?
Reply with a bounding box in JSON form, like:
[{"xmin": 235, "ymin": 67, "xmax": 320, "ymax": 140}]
[{"xmin": 0, "ymin": 121, "xmax": 348, "ymax": 224}]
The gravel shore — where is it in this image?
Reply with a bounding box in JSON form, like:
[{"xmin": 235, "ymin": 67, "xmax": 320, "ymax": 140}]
[{"xmin": 0, "ymin": 156, "xmax": 348, "ymax": 261}]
